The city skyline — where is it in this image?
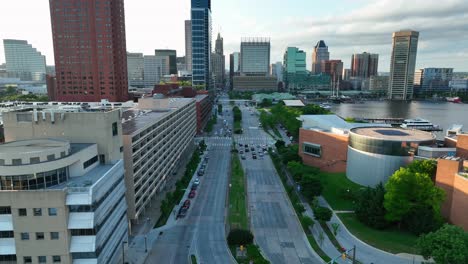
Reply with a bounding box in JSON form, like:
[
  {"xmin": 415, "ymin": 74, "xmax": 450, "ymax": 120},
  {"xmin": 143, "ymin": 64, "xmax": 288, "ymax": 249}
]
[{"xmin": 0, "ymin": 0, "xmax": 467, "ymax": 72}]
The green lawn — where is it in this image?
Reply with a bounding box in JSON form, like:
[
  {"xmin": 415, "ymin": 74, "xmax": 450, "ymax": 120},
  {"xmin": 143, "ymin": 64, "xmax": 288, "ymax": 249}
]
[
  {"xmin": 319, "ymin": 172, "xmax": 363, "ymax": 210},
  {"xmin": 338, "ymin": 213, "xmax": 419, "ymax": 254},
  {"xmin": 228, "ymin": 154, "xmax": 249, "ymax": 230}
]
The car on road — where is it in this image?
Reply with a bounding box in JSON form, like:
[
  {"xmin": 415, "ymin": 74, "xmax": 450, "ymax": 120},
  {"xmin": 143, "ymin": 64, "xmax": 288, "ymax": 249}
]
[
  {"xmin": 239, "ymin": 150, "xmax": 244, "ymax": 154},
  {"xmin": 194, "ymin": 178, "xmax": 200, "ymax": 186},
  {"xmin": 259, "ymin": 153, "xmax": 264, "ymax": 157},
  {"xmin": 239, "ymin": 143, "xmax": 243, "ymax": 147},
  {"xmin": 189, "ymin": 190, "xmax": 196, "ymax": 199},
  {"xmin": 250, "ymin": 147, "xmax": 255, "ymax": 151},
  {"xmin": 252, "ymin": 155, "xmax": 257, "ymax": 159},
  {"xmin": 245, "ymin": 148, "xmax": 249, "ymax": 153},
  {"xmin": 241, "ymin": 155, "xmax": 246, "ymax": 160},
  {"xmin": 183, "ymin": 199, "xmax": 191, "ymax": 209}
]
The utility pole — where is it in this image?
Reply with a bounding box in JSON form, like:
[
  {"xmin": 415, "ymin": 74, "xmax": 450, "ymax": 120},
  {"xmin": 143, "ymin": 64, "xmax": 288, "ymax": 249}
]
[{"xmin": 352, "ymin": 245, "xmax": 356, "ymax": 264}]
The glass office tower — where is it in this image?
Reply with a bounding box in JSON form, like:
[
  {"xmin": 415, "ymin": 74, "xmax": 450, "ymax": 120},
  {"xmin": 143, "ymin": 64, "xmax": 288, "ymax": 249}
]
[{"xmin": 191, "ymin": 0, "xmax": 212, "ymax": 90}]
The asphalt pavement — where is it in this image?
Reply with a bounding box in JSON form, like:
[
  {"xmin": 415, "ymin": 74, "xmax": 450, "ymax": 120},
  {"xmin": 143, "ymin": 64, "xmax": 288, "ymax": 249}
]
[{"xmin": 235, "ymin": 104, "xmax": 324, "ymax": 264}]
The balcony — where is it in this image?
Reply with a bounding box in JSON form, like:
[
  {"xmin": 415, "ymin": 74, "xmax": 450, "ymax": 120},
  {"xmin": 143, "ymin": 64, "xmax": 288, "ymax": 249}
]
[
  {"xmin": 0, "ymin": 215, "xmax": 13, "ymax": 231},
  {"xmin": 0, "ymin": 238, "xmax": 15, "ymax": 255}
]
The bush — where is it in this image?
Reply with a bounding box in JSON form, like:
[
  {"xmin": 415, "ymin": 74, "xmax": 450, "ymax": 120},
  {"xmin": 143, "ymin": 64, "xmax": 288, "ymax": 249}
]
[
  {"xmin": 227, "ymin": 229, "xmax": 254, "ymax": 246},
  {"xmin": 313, "ymin": 206, "xmax": 333, "ymax": 222},
  {"xmin": 300, "ymin": 215, "xmax": 315, "ymax": 230},
  {"xmin": 294, "ymin": 202, "xmax": 306, "ymax": 215},
  {"xmin": 300, "ymin": 174, "xmax": 323, "ymax": 200}
]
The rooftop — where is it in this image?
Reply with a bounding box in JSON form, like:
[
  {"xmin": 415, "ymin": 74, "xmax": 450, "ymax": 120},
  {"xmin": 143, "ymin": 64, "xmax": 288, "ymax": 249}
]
[
  {"xmin": 351, "ymin": 127, "xmax": 435, "ymax": 141},
  {"xmin": 300, "ymin": 114, "xmax": 390, "ymax": 133},
  {"xmin": 48, "ymin": 164, "xmax": 115, "ymax": 190},
  {"xmin": 0, "ymin": 138, "xmax": 69, "ymax": 156},
  {"xmin": 122, "ymin": 109, "xmax": 171, "ymax": 135},
  {"xmin": 283, "ymin": 100, "xmax": 305, "ymax": 107}
]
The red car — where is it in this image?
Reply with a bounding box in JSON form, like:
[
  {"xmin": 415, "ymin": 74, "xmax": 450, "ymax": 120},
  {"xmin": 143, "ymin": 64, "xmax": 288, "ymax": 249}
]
[
  {"xmin": 189, "ymin": 190, "xmax": 196, "ymax": 199},
  {"xmin": 183, "ymin": 199, "xmax": 191, "ymax": 209}
]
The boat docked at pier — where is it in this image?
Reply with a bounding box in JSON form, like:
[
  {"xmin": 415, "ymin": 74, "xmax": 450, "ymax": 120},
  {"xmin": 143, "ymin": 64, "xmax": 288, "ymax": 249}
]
[{"xmin": 400, "ymin": 118, "xmax": 442, "ymax": 131}]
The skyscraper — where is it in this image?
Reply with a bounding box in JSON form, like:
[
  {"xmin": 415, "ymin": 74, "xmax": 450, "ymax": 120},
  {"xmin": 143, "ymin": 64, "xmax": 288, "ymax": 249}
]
[
  {"xmin": 229, "ymin": 52, "xmax": 240, "ymax": 89},
  {"xmin": 283, "ymin": 47, "xmax": 306, "ymax": 87},
  {"xmin": 271, "ymin": 62, "xmax": 283, "ymax": 82},
  {"xmin": 127, "ymin": 52, "xmax": 144, "ymax": 88},
  {"xmin": 388, "ymin": 30, "xmax": 419, "ymax": 100},
  {"xmin": 321, "ymin": 60, "xmax": 343, "ymax": 81},
  {"xmin": 143, "ymin": 55, "xmax": 167, "ymax": 87},
  {"xmin": 240, "ymin": 38, "xmax": 270, "ymax": 76},
  {"xmin": 211, "ymin": 33, "xmax": 225, "ymax": 88},
  {"xmin": 191, "ymin": 0, "xmax": 212, "ymax": 90},
  {"xmin": 49, "ymin": 0, "xmax": 128, "ymax": 102},
  {"xmin": 185, "ymin": 20, "xmax": 192, "ymax": 73},
  {"xmin": 351, "ymin": 52, "xmax": 379, "ymax": 78},
  {"xmin": 155, "ymin": 50, "xmax": 177, "ymax": 75},
  {"xmin": 3, "ymin": 39, "xmax": 46, "ymax": 82},
  {"xmin": 311, "ymin": 40, "xmax": 330, "ymax": 74}
]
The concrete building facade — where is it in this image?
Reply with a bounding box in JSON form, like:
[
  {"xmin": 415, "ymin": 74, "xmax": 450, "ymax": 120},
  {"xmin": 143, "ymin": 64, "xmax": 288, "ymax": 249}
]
[
  {"xmin": 121, "ymin": 98, "xmax": 196, "ymax": 222},
  {"xmin": 49, "ymin": 0, "xmax": 129, "ymax": 102},
  {"xmin": 127, "ymin": 53, "xmax": 145, "ymax": 88},
  {"xmin": 185, "ymin": 20, "xmax": 193, "ymax": 73},
  {"xmin": 143, "ymin": 56, "xmax": 168, "ymax": 88},
  {"xmin": 420, "ymin": 68, "xmax": 454, "ymax": 94},
  {"xmin": 233, "ymin": 76, "xmax": 277, "ymax": 92},
  {"xmin": 369, "ymin": 76, "xmax": 389, "ymax": 95},
  {"xmin": 211, "ymin": 33, "xmax": 225, "ymax": 89},
  {"xmin": 155, "ymin": 50, "xmax": 177, "ymax": 75},
  {"xmin": 3, "ymin": 39, "xmax": 46, "ymax": 82},
  {"xmin": 350, "ymin": 52, "xmax": 378, "ymax": 79},
  {"xmin": 240, "ymin": 38, "xmax": 270, "ymax": 76},
  {"xmin": 388, "ymin": 30, "xmax": 419, "ymax": 100}
]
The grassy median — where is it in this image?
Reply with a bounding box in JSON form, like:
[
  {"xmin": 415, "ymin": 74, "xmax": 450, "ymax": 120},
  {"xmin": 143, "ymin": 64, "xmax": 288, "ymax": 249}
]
[
  {"xmin": 228, "ymin": 153, "xmax": 249, "ymax": 230},
  {"xmin": 338, "ymin": 213, "xmax": 419, "ymax": 254}
]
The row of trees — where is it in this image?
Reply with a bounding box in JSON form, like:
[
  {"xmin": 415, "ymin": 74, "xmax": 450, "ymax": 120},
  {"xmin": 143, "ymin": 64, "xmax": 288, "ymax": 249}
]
[
  {"xmin": 233, "ymin": 106, "xmax": 242, "ymax": 134},
  {"xmin": 354, "ymin": 160, "xmax": 443, "ymax": 235}
]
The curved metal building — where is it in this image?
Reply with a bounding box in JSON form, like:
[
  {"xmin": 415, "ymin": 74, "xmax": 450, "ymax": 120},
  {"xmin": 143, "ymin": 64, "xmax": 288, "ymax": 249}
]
[{"xmin": 346, "ymin": 127, "xmax": 435, "ymax": 186}]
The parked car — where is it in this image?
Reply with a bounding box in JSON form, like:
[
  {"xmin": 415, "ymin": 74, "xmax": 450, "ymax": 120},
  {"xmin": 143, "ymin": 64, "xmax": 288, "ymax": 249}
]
[
  {"xmin": 191, "ymin": 184, "xmax": 198, "ymax": 190},
  {"xmin": 194, "ymin": 178, "xmax": 200, "ymax": 186},
  {"xmin": 177, "ymin": 207, "xmax": 187, "ymax": 218},
  {"xmin": 183, "ymin": 199, "xmax": 191, "ymax": 208},
  {"xmin": 189, "ymin": 190, "xmax": 196, "ymax": 199},
  {"xmin": 197, "ymin": 170, "xmax": 204, "ymax": 176}
]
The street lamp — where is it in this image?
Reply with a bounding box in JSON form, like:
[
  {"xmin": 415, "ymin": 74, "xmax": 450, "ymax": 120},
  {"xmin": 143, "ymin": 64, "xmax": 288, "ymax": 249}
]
[{"xmin": 145, "ymin": 235, "xmax": 148, "ymax": 253}]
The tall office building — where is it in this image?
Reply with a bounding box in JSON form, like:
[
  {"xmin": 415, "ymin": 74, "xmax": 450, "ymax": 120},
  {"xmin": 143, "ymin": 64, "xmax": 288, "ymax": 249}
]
[
  {"xmin": 311, "ymin": 40, "xmax": 330, "ymax": 74},
  {"xmin": 211, "ymin": 33, "xmax": 225, "ymax": 88},
  {"xmin": 420, "ymin": 68, "xmax": 454, "ymax": 94},
  {"xmin": 240, "ymin": 38, "xmax": 270, "ymax": 76},
  {"xmin": 127, "ymin": 52, "xmax": 144, "ymax": 88},
  {"xmin": 185, "ymin": 20, "xmax": 193, "ymax": 73},
  {"xmin": 49, "ymin": 0, "xmax": 128, "ymax": 102},
  {"xmin": 321, "ymin": 60, "xmax": 343, "ymax": 81},
  {"xmin": 229, "ymin": 52, "xmax": 240, "ymax": 89},
  {"xmin": 3, "ymin": 39, "xmax": 46, "ymax": 82},
  {"xmin": 351, "ymin": 52, "xmax": 379, "ymax": 78},
  {"xmin": 271, "ymin": 62, "xmax": 283, "ymax": 82},
  {"xmin": 191, "ymin": 0, "xmax": 212, "ymax": 89},
  {"xmin": 388, "ymin": 30, "xmax": 419, "ymax": 100},
  {"xmin": 155, "ymin": 50, "xmax": 177, "ymax": 75},
  {"xmin": 283, "ymin": 47, "xmax": 306, "ymax": 87},
  {"xmin": 143, "ymin": 55, "xmax": 167, "ymax": 87}
]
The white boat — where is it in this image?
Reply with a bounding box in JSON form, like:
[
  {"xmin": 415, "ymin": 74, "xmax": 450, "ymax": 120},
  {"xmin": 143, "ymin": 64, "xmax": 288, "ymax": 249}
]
[
  {"xmin": 400, "ymin": 118, "xmax": 440, "ymax": 131},
  {"xmin": 319, "ymin": 103, "xmax": 332, "ymax": 110}
]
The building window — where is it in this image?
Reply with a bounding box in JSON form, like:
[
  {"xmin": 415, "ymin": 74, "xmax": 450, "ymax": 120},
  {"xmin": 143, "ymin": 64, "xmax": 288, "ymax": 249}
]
[
  {"xmin": 48, "ymin": 208, "xmax": 57, "ymax": 216},
  {"xmin": 18, "ymin": 208, "xmax": 27, "ymax": 216},
  {"xmin": 303, "ymin": 143, "xmax": 322, "ymax": 157},
  {"xmin": 0, "ymin": 206, "xmax": 11, "ymax": 214},
  {"xmin": 47, "ymin": 154, "xmax": 55, "ymax": 161},
  {"xmin": 51, "ymin": 232, "xmax": 59, "ymax": 240},
  {"xmin": 0, "ymin": 231, "xmax": 14, "ymax": 238},
  {"xmin": 52, "ymin": 256, "xmax": 61, "ymax": 263},
  {"xmin": 30, "ymin": 157, "xmax": 40, "ymax": 164},
  {"xmin": 23, "ymin": 256, "xmax": 32, "ymax": 263},
  {"xmin": 112, "ymin": 122, "xmax": 118, "ymax": 136},
  {"xmin": 120, "ymin": 146, "xmax": 124, "ymax": 152},
  {"xmin": 21, "ymin": 232, "xmax": 29, "ymax": 240},
  {"xmin": 36, "ymin": 232, "xmax": 45, "ymax": 240},
  {"xmin": 12, "ymin": 159, "xmax": 22, "ymax": 165},
  {"xmin": 83, "ymin": 155, "xmax": 98, "ymax": 169},
  {"xmin": 33, "ymin": 208, "xmax": 42, "ymax": 216},
  {"xmin": 38, "ymin": 256, "xmax": 46, "ymax": 263}
]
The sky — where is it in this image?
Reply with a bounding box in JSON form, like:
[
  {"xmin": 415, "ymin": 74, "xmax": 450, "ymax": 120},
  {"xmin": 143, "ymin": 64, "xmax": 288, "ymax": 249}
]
[{"xmin": 1, "ymin": 0, "xmax": 467, "ymax": 71}]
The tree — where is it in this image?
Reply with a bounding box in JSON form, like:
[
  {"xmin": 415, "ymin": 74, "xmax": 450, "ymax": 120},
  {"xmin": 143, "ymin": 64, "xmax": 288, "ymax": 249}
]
[
  {"xmin": 259, "ymin": 98, "xmax": 273, "ymax": 107},
  {"xmin": 287, "ymin": 161, "xmax": 304, "ymax": 181},
  {"xmin": 407, "ymin": 159, "xmax": 438, "ymax": 179},
  {"xmin": 418, "ymin": 224, "xmax": 468, "ymax": 264},
  {"xmin": 301, "ymin": 104, "xmax": 331, "ymax": 115},
  {"xmin": 227, "ymin": 229, "xmax": 254, "ymax": 246},
  {"xmin": 403, "ymin": 205, "xmax": 443, "ymax": 235},
  {"xmin": 313, "ymin": 206, "xmax": 333, "ymax": 222},
  {"xmin": 355, "ymin": 183, "xmax": 389, "ymax": 229},
  {"xmin": 384, "ymin": 167, "xmax": 445, "ymax": 225},
  {"xmin": 300, "ymin": 174, "xmax": 323, "ymax": 200},
  {"xmin": 275, "ymin": 140, "xmax": 285, "ymax": 149}
]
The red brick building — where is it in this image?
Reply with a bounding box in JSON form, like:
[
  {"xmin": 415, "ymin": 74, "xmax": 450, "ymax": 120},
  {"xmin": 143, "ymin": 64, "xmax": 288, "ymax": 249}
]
[
  {"xmin": 435, "ymin": 134, "xmax": 468, "ymax": 231},
  {"xmin": 49, "ymin": 0, "xmax": 129, "ymax": 102}
]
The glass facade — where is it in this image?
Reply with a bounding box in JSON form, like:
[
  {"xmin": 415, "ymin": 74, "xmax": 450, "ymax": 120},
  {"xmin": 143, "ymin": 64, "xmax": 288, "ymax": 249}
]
[
  {"xmin": 0, "ymin": 167, "xmax": 68, "ymax": 190},
  {"xmin": 349, "ymin": 133, "xmax": 434, "ymax": 156},
  {"xmin": 191, "ymin": 3, "xmax": 212, "ymax": 89}
]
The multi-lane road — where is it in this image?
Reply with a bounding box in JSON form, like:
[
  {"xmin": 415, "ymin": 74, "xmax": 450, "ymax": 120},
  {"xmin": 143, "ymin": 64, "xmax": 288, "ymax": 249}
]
[
  {"xmin": 235, "ymin": 104, "xmax": 323, "ymax": 264},
  {"xmin": 145, "ymin": 98, "xmax": 234, "ymax": 264}
]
